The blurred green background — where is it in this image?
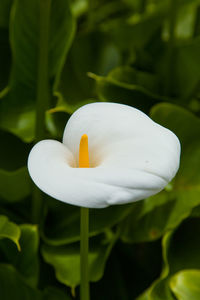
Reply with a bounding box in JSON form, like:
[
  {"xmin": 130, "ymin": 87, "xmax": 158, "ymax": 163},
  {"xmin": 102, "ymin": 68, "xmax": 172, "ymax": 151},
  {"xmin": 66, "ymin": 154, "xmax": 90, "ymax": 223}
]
[{"xmin": 1, "ymin": 0, "xmax": 200, "ymax": 299}]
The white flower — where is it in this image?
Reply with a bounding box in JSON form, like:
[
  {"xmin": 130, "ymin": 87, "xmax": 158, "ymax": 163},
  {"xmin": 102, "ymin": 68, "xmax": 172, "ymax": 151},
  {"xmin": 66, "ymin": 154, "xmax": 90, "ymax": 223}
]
[{"xmin": 28, "ymin": 102, "xmax": 180, "ymax": 208}]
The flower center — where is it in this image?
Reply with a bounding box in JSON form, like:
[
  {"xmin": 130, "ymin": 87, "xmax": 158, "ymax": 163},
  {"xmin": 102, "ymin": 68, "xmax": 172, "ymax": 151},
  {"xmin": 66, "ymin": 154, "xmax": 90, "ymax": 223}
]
[{"xmin": 79, "ymin": 134, "xmax": 90, "ymax": 168}]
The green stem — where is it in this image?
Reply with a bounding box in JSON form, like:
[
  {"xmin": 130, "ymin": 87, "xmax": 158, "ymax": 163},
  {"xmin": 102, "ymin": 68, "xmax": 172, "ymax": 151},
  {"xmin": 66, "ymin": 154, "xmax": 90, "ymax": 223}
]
[
  {"xmin": 80, "ymin": 207, "xmax": 90, "ymax": 300},
  {"xmin": 87, "ymin": 0, "xmax": 93, "ymax": 28},
  {"xmin": 165, "ymin": 0, "xmax": 178, "ymax": 95},
  {"xmin": 139, "ymin": 0, "xmax": 147, "ymax": 13},
  {"xmin": 193, "ymin": 5, "xmax": 200, "ymax": 37},
  {"xmin": 32, "ymin": 0, "xmax": 51, "ymax": 223}
]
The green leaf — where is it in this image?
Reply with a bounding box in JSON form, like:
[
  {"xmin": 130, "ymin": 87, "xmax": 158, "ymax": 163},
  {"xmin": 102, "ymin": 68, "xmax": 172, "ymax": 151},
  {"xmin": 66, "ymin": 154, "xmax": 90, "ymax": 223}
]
[
  {"xmin": 0, "ymin": 224, "xmax": 39, "ymax": 287},
  {"xmin": 0, "ymin": 0, "xmax": 75, "ymax": 142},
  {"xmin": 0, "ymin": 130, "xmax": 32, "ymax": 171},
  {"xmin": 171, "ymin": 36, "xmax": 200, "ymax": 99},
  {"xmin": 43, "ymin": 286, "xmax": 72, "ymax": 300},
  {"xmin": 152, "ymin": 103, "xmax": 200, "ymax": 192},
  {"xmin": 0, "ymin": 263, "xmax": 71, "ymax": 300},
  {"xmin": 102, "ymin": 5, "xmax": 166, "ymax": 50},
  {"xmin": 120, "ymin": 192, "xmax": 179, "ymax": 243},
  {"xmin": 54, "ymin": 30, "xmax": 120, "ymax": 113},
  {"xmin": 0, "ymin": 167, "xmax": 31, "ymax": 202},
  {"xmin": 94, "ymin": 66, "xmax": 166, "ymax": 112},
  {"xmin": 42, "ymin": 200, "xmax": 132, "ymax": 246},
  {"xmin": 174, "ymin": 1, "xmax": 198, "ymax": 40},
  {"xmin": 149, "ymin": 278, "xmax": 175, "ymax": 300},
  {"xmin": 0, "ymin": 130, "xmax": 31, "ymax": 202},
  {"xmin": 16, "ymin": 224, "xmax": 39, "ymax": 287},
  {"xmin": 0, "ymin": 215, "xmax": 20, "ymax": 250},
  {"xmin": 0, "ymin": 264, "xmax": 42, "ymax": 300},
  {"xmin": 120, "ymin": 103, "xmax": 200, "ymax": 244},
  {"xmin": 137, "ymin": 290, "xmax": 149, "ymax": 300},
  {"xmin": 42, "ymin": 232, "xmax": 117, "ymax": 288},
  {"xmin": 144, "ymin": 218, "xmax": 200, "ymax": 299},
  {"xmin": 0, "ymin": 0, "xmax": 13, "ymax": 28},
  {"xmin": 170, "ymin": 270, "xmax": 200, "ymax": 300}
]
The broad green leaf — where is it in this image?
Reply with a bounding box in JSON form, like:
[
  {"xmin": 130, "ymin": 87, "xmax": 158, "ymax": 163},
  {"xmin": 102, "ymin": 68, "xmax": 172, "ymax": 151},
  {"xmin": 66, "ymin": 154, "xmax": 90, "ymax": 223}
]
[
  {"xmin": 93, "ymin": 66, "xmax": 169, "ymax": 112},
  {"xmin": 54, "ymin": 30, "xmax": 120, "ymax": 113},
  {"xmin": 100, "ymin": 66, "xmax": 159, "ymax": 95},
  {"xmin": 120, "ymin": 103, "xmax": 200, "ymax": 243},
  {"xmin": 120, "ymin": 193, "xmax": 180, "ymax": 243},
  {"xmin": 170, "ymin": 270, "xmax": 200, "ymax": 300},
  {"xmin": 170, "ymin": 36, "xmax": 200, "ymax": 99},
  {"xmin": 175, "ymin": 1, "xmax": 197, "ymax": 39},
  {"xmin": 0, "ymin": 215, "xmax": 20, "ymax": 249},
  {"xmin": 149, "ymin": 278, "xmax": 174, "ymax": 300},
  {"xmin": 0, "ymin": 0, "xmax": 75, "ymax": 142},
  {"xmin": 16, "ymin": 225, "xmax": 39, "ymax": 286},
  {"xmin": 0, "ymin": 167, "xmax": 30, "ymax": 202},
  {"xmin": 137, "ymin": 290, "xmax": 149, "ymax": 300},
  {"xmin": 151, "ymin": 102, "xmax": 200, "ymax": 146},
  {"xmin": 0, "ymin": 263, "xmax": 71, "ymax": 300},
  {"xmin": 42, "ymin": 232, "xmax": 117, "ymax": 288},
  {"xmin": 0, "ymin": 264, "xmax": 42, "ymax": 300},
  {"xmin": 152, "ymin": 103, "xmax": 200, "ymax": 190},
  {"xmin": 0, "ymin": 130, "xmax": 31, "ymax": 171},
  {"xmin": 42, "ymin": 200, "xmax": 132, "ymax": 246},
  {"xmin": 0, "ymin": 130, "xmax": 31, "ymax": 202},
  {"xmin": 102, "ymin": 5, "xmax": 165, "ymax": 50},
  {"xmin": 0, "ymin": 0, "xmax": 13, "ymax": 28},
  {"xmin": 145, "ymin": 218, "xmax": 200, "ymax": 299},
  {"xmin": 0, "ymin": 224, "xmax": 39, "ymax": 287},
  {"xmin": 43, "ymin": 286, "xmax": 72, "ymax": 300}
]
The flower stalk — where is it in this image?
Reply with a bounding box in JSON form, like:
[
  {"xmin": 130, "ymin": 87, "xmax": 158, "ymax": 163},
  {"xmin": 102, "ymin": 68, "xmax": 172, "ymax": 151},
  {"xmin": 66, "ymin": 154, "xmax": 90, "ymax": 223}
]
[
  {"xmin": 165, "ymin": 0, "xmax": 178, "ymax": 95},
  {"xmin": 80, "ymin": 207, "xmax": 90, "ymax": 300},
  {"xmin": 32, "ymin": 0, "xmax": 51, "ymax": 223},
  {"xmin": 79, "ymin": 134, "xmax": 90, "ymax": 300}
]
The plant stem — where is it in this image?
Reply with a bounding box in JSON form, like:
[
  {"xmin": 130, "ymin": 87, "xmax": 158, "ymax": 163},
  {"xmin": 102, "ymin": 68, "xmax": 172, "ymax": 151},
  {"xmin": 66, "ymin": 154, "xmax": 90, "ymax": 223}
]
[
  {"xmin": 164, "ymin": 0, "xmax": 178, "ymax": 95},
  {"xmin": 193, "ymin": 5, "xmax": 200, "ymax": 37},
  {"xmin": 139, "ymin": 0, "xmax": 147, "ymax": 13},
  {"xmin": 80, "ymin": 207, "xmax": 90, "ymax": 300},
  {"xmin": 32, "ymin": 0, "xmax": 51, "ymax": 223}
]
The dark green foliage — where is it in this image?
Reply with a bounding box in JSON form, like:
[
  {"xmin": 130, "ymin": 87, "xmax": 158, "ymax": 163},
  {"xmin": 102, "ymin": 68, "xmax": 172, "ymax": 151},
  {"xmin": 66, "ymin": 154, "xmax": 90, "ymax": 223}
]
[{"xmin": 0, "ymin": 0, "xmax": 200, "ymax": 299}]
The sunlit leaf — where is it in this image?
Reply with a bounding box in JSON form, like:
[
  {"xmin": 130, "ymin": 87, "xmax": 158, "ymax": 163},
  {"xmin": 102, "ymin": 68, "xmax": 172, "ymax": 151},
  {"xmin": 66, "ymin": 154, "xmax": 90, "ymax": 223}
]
[
  {"xmin": 170, "ymin": 269, "xmax": 200, "ymax": 300},
  {"xmin": 42, "ymin": 232, "xmax": 117, "ymax": 288}
]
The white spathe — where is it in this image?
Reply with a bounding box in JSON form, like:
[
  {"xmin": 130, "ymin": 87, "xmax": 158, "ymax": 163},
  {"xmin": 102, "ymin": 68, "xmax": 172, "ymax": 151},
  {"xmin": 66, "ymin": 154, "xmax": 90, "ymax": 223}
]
[{"xmin": 28, "ymin": 102, "xmax": 181, "ymax": 208}]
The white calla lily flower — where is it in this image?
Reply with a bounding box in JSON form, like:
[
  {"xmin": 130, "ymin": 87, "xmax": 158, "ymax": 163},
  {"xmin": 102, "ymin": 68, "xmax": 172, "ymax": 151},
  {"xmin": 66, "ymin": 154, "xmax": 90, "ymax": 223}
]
[{"xmin": 28, "ymin": 102, "xmax": 180, "ymax": 208}]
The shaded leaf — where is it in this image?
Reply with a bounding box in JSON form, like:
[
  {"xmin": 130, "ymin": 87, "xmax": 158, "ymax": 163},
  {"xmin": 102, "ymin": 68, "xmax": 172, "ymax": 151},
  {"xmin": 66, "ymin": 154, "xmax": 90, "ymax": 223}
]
[
  {"xmin": 0, "ymin": 224, "xmax": 39, "ymax": 287},
  {"xmin": 120, "ymin": 103, "xmax": 200, "ymax": 244},
  {"xmin": 54, "ymin": 30, "xmax": 120, "ymax": 113},
  {"xmin": 0, "ymin": 215, "xmax": 20, "ymax": 249},
  {"xmin": 94, "ymin": 66, "xmax": 167, "ymax": 112},
  {"xmin": 0, "ymin": 167, "xmax": 30, "ymax": 202},
  {"xmin": 43, "ymin": 286, "xmax": 72, "ymax": 300},
  {"xmin": 43, "ymin": 200, "xmax": 132, "ymax": 246},
  {"xmin": 0, "ymin": 0, "xmax": 13, "ymax": 28},
  {"xmin": 0, "ymin": 264, "xmax": 42, "ymax": 300},
  {"xmin": 144, "ymin": 218, "xmax": 200, "ymax": 299},
  {"xmin": 0, "ymin": 0, "xmax": 75, "ymax": 142}
]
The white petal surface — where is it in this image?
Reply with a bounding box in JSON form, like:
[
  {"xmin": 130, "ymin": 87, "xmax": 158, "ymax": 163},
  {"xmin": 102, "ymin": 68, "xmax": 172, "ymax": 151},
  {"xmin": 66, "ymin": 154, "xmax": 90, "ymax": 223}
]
[{"xmin": 28, "ymin": 103, "xmax": 181, "ymax": 208}]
